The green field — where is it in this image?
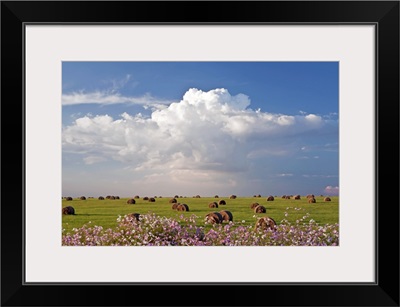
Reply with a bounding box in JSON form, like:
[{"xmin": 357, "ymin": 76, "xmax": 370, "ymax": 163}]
[{"xmin": 62, "ymin": 196, "xmax": 339, "ymax": 234}]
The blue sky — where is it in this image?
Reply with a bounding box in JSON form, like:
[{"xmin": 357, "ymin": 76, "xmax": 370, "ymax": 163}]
[{"xmin": 62, "ymin": 62, "xmax": 339, "ymax": 197}]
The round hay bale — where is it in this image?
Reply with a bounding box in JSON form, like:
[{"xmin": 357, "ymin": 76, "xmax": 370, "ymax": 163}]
[
  {"xmin": 65, "ymin": 197, "xmax": 73, "ymax": 201},
  {"xmin": 79, "ymin": 196, "xmax": 86, "ymax": 200},
  {"xmin": 159, "ymin": 196, "xmax": 163, "ymax": 198},
  {"xmin": 255, "ymin": 216, "xmax": 277, "ymax": 231},
  {"xmin": 148, "ymin": 197, "xmax": 156, "ymax": 202},
  {"xmin": 218, "ymin": 200, "xmax": 226, "ymax": 205},
  {"xmin": 98, "ymin": 196, "xmax": 105, "ymax": 200},
  {"xmin": 172, "ymin": 203, "xmax": 179, "ymax": 210},
  {"xmin": 208, "ymin": 202, "xmax": 218, "ymax": 208},
  {"xmin": 254, "ymin": 205, "xmax": 267, "ymax": 213},
  {"xmin": 177, "ymin": 203, "xmax": 189, "ymax": 211},
  {"xmin": 229, "ymin": 195, "xmax": 237, "ymax": 199},
  {"xmin": 174, "ymin": 195, "xmax": 179, "ymax": 199},
  {"xmin": 205, "ymin": 212, "xmax": 223, "ymax": 224},
  {"xmin": 266, "ymin": 195, "xmax": 274, "ymax": 201},
  {"xmin": 219, "ymin": 210, "xmax": 233, "ymax": 222},
  {"xmin": 324, "ymin": 197, "xmax": 332, "ymax": 202},
  {"xmin": 285, "ymin": 195, "xmax": 291, "ymax": 199},
  {"xmin": 250, "ymin": 202, "xmax": 260, "ymax": 209},
  {"xmin": 169, "ymin": 198, "xmax": 177, "ymax": 203},
  {"xmin": 214, "ymin": 195, "xmax": 219, "ymax": 198},
  {"xmin": 195, "ymin": 195, "xmax": 201, "ymax": 198},
  {"xmin": 115, "ymin": 196, "xmax": 120, "ymax": 199},
  {"xmin": 281, "ymin": 195, "xmax": 286, "ymax": 199},
  {"xmin": 106, "ymin": 195, "xmax": 111, "ymax": 199},
  {"xmin": 134, "ymin": 195, "xmax": 140, "ymax": 199},
  {"xmin": 257, "ymin": 194, "xmax": 262, "ymax": 198},
  {"xmin": 293, "ymin": 195, "xmax": 301, "ymax": 200},
  {"xmin": 128, "ymin": 213, "xmax": 140, "ymax": 221},
  {"xmin": 308, "ymin": 197, "xmax": 316, "ymax": 203},
  {"xmin": 142, "ymin": 197, "xmax": 149, "ymax": 201},
  {"xmin": 62, "ymin": 206, "xmax": 75, "ymax": 215},
  {"xmin": 127, "ymin": 198, "xmax": 136, "ymax": 204},
  {"xmin": 109, "ymin": 196, "xmax": 115, "ymax": 200},
  {"xmin": 306, "ymin": 194, "xmax": 315, "ymax": 199},
  {"xmin": 253, "ymin": 195, "xmax": 257, "ymax": 197}
]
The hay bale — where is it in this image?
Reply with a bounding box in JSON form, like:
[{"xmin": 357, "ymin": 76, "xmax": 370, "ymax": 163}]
[
  {"xmin": 285, "ymin": 195, "xmax": 291, "ymax": 199},
  {"xmin": 127, "ymin": 198, "xmax": 136, "ymax": 204},
  {"xmin": 219, "ymin": 210, "xmax": 233, "ymax": 222},
  {"xmin": 253, "ymin": 195, "xmax": 257, "ymax": 197},
  {"xmin": 254, "ymin": 205, "xmax": 267, "ymax": 213},
  {"xmin": 62, "ymin": 206, "xmax": 75, "ymax": 215},
  {"xmin": 98, "ymin": 196, "xmax": 105, "ymax": 200},
  {"xmin": 255, "ymin": 216, "xmax": 277, "ymax": 231},
  {"xmin": 65, "ymin": 197, "xmax": 73, "ymax": 201},
  {"xmin": 205, "ymin": 212, "xmax": 223, "ymax": 224},
  {"xmin": 195, "ymin": 195, "xmax": 201, "ymax": 198},
  {"xmin": 79, "ymin": 196, "xmax": 86, "ymax": 200},
  {"xmin": 208, "ymin": 202, "xmax": 218, "ymax": 208},
  {"xmin": 324, "ymin": 197, "xmax": 332, "ymax": 202},
  {"xmin": 128, "ymin": 213, "xmax": 140, "ymax": 221},
  {"xmin": 106, "ymin": 195, "xmax": 111, "ymax": 199},
  {"xmin": 115, "ymin": 196, "xmax": 120, "ymax": 199},
  {"xmin": 176, "ymin": 203, "xmax": 189, "ymax": 211},
  {"xmin": 142, "ymin": 197, "xmax": 149, "ymax": 200},
  {"xmin": 148, "ymin": 197, "xmax": 156, "ymax": 202},
  {"xmin": 109, "ymin": 196, "xmax": 115, "ymax": 200},
  {"xmin": 174, "ymin": 195, "xmax": 179, "ymax": 198},
  {"xmin": 218, "ymin": 200, "xmax": 226, "ymax": 205},
  {"xmin": 172, "ymin": 203, "xmax": 179, "ymax": 210},
  {"xmin": 169, "ymin": 198, "xmax": 177, "ymax": 203},
  {"xmin": 214, "ymin": 195, "xmax": 219, "ymax": 198},
  {"xmin": 266, "ymin": 195, "xmax": 274, "ymax": 201},
  {"xmin": 308, "ymin": 197, "xmax": 316, "ymax": 203},
  {"xmin": 250, "ymin": 202, "xmax": 260, "ymax": 209},
  {"xmin": 293, "ymin": 195, "xmax": 301, "ymax": 200},
  {"xmin": 134, "ymin": 195, "xmax": 140, "ymax": 199},
  {"xmin": 229, "ymin": 195, "xmax": 237, "ymax": 199},
  {"xmin": 159, "ymin": 196, "xmax": 163, "ymax": 198},
  {"xmin": 281, "ymin": 195, "xmax": 286, "ymax": 199},
  {"xmin": 306, "ymin": 194, "xmax": 315, "ymax": 199},
  {"xmin": 257, "ymin": 194, "xmax": 262, "ymax": 198}
]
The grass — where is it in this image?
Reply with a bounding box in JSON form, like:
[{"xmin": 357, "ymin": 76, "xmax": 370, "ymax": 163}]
[{"xmin": 62, "ymin": 195, "xmax": 339, "ymax": 234}]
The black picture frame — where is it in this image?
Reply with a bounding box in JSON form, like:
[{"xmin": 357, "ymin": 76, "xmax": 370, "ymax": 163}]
[{"xmin": 1, "ymin": 1, "xmax": 399, "ymax": 306}]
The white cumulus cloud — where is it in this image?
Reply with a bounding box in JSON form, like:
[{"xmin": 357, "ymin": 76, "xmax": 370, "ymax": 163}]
[
  {"xmin": 324, "ymin": 185, "xmax": 339, "ymax": 195},
  {"xmin": 63, "ymin": 88, "xmax": 338, "ymax": 182}
]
